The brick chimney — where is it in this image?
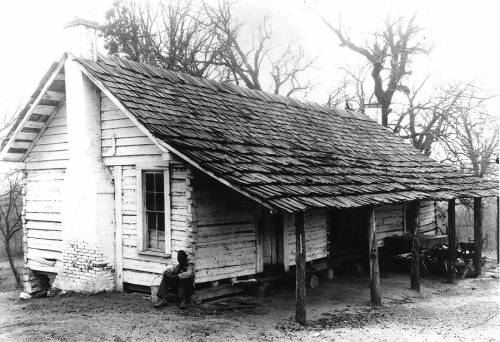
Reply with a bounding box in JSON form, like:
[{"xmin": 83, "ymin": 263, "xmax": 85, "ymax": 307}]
[{"xmin": 53, "ymin": 19, "xmax": 116, "ymax": 292}]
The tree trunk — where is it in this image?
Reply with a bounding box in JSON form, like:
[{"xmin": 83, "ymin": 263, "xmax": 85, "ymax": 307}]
[
  {"xmin": 295, "ymin": 212, "xmax": 306, "ymax": 325},
  {"xmin": 410, "ymin": 201, "xmax": 421, "ymax": 291},
  {"xmin": 381, "ymin": 105, "xmax": 390, "ymax": 127},
  {"xmin": 367, "ymin": 207, "xmax": 381, "ymax": 305},
  {"xmin": 473, "ymin": 197, "xmax": 483, "ymax": 277},
  {"xmin": 447, "ymin": 199, "xmax": 456, "ymax": 284},
  {"xmin": 5, "ymin": 237, "xmax": 21, "ymax": 288}
]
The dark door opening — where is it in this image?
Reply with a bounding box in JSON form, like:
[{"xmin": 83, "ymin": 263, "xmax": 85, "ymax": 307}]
[{"xmin": 261, "ymin": 212, "xmax": 284, "ymax": 272}]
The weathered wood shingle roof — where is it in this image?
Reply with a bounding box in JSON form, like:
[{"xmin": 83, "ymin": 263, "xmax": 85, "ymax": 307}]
[{"xmin": 77, "ymin": 55, "xmax": 497, "ymax": 212}]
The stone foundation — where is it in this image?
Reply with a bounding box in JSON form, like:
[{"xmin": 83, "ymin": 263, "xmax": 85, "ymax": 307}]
[
  {"xmin": 21, "ymin": 268, "xmax": 52, "ymax": 294},
  {"xmin": 52, "ymin": 240, "xmax": 115, "ymax": 292}
]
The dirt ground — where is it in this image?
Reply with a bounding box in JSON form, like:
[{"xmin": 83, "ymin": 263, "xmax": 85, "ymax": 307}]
[
  {"xmin": 0, "ymin": 257, "xmax": 22, "ymax": 292},
  {"xmin": 0, "ymin": 256, "xmax": 499, "ymax": 342}
]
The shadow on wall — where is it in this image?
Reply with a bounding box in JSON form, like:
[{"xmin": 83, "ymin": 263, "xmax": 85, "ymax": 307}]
[{"xmin": 437, "ymin": 198, "xmax": 498, "ymax": 251}]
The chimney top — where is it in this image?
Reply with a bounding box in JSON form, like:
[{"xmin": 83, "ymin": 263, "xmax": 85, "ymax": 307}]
[
  {"xmin": 63, "ymin": 17, "xmax": 100, "ymax": 61},
  {"xmin": 64, "ymin": 18, "xmax": 100, "ymax": 30}
]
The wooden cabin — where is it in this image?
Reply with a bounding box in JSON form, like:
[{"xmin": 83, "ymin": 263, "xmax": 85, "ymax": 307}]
[{"xmin": 0, "ymin": 19, "xmax": 496, "ymax": 321}]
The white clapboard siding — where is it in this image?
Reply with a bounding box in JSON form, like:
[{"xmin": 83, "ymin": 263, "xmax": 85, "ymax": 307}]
[
  {"xmin": 24, "ymin": 171, "xmax": 65, "ymax": 265},
  {"xmin": 287, "ymin": 209, "xmax": 328, "ymax": 265},
  {"xmin": 193, "ymin": 175, "xmax": 257, "ymax": 283},
  {"xmin": 25, "ymin": 104, "xmax": 68, "ymax": 170},
  {"xmin": 27, "ymin": 247, "xmax": 61, "ymax": 261},
  {"xmin": 100, "ymin": 95, "xmax": 163, "ymax": 166}
]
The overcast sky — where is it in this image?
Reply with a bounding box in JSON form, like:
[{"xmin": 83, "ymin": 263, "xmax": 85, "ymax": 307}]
[{"xmin": 0, "ymin": 0, "xmax": 499, "ymax": 120}]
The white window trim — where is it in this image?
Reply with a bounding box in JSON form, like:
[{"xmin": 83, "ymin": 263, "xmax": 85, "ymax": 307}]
[{"xmin": 136, "ymin": 162, "xmax": 172, "ymax": 255}]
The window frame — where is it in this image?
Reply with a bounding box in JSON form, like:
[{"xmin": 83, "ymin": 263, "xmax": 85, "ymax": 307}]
[{"xmin": 136, "ymin": 162, "xmax": 171, "ymax": 255}]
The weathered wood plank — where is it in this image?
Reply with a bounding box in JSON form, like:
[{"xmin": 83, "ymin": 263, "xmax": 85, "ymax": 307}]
[
  {"xmin": 368, "ymin": 207, "xmax": 381, "ymax": 306},
  {"xmin": 27, "ymin": 247, "xmax": 61, "ymax": 260},
  {"xmin": 295, "ymin": 212, "xmax": 306, "ymax": 325},
  {"xmin": 102, "ymin": 145, "xmax": 161, "ymax": 157},
  {"xmin": 409, "ymin": 201, "xmax": 421, "ymax": 291}
]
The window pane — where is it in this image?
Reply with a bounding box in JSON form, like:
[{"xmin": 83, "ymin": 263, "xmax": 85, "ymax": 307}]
[
  {"xmin": 155, "ymin": 173, "xmax": 164, "ymax": 192},
  {"xmin": 155, "ymin": 193, "xmax": 164, "ymax": 211},
  {"xmin": 157, "ymin": 230, "xmax": 165, "ymax": 242},
  {"xmin": 147, "ymin": 229, "xmax": 156, "ymax": 249},
  {"xmin": 145, "ymin": 173, "xmax": 155, "ymax": 191},
  {"xmin": 158, "ymin": 230, "xmax": 165, "ymax": 250},
  {"xmin": 147, "ymin": 212, "xmax": 157, "ymax": 230},
  {"xmin": 146, "ymin": 192, "xmax": 155, "ymax": 210},
  {"xmin": 158, "ymin": 240, "xmax": 165, "ymax": 251},
  {"xmin": 157, "ymin": 213, "xmax": 165, "ymax": 232}
]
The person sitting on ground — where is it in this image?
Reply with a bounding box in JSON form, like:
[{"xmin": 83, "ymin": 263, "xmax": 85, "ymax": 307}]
[{"xmin": 153, "ymin": 250, "xmax": 194, "ymax": 309}]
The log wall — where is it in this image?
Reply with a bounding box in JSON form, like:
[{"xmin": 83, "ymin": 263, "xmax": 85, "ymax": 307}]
[
  {"xmin": 192, "ymin": 173, "xmax": 257, "ymax": 283},
  {"xmin": 418, "ymin": 201, "xmax": 437, "ymax": 234},
  {"xmin": 375, "ymin": 204, "xmax": 404, "ymax": 247},
  {"xmin": 287, "ymin": 209, "xmax": 328, "ymax": 265}
]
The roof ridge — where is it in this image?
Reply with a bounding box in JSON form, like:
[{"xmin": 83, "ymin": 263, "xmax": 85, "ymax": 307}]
[{"xmin": 93, "ymin": 53, "xmax": 372, "ymax": 122}]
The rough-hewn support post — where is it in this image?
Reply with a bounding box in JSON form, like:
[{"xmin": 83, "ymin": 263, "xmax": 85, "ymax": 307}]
[
  {"xmin": 496, "ymin": 196, "xmax": 499, "ymax": 265},
  {"xmin": 368, "ymin": 207, "xmax": 381, "ymax": 305},
  {"xmin": 409, "ymin": 200, "xmax": 421, "ymax": 291},
  {"xmin": 473, "ymin": 197, "xmax": 483, "ymax": 277},
  {"xmin": 295, "ymin": 212, "xmax": 306, "ymax": 325},
  {"xmin": 447, "ymin": 199, "xmax": 456, "ymax": 284}
]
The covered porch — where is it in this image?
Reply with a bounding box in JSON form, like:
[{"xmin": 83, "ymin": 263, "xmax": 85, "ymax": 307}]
[{"xmin": 288, "ymin": 195, "xmax": 498, "ymax": 325}]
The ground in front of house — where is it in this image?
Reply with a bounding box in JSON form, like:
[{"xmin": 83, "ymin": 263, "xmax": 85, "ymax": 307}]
[{"xmin": 0, "ymin": 257, "xmax": 499, "ymax": 342}]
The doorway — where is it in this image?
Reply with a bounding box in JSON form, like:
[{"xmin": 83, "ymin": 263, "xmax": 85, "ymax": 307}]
[{"xmin": 257, "ymin": 211, "xmax": 285, "ymax": 272}]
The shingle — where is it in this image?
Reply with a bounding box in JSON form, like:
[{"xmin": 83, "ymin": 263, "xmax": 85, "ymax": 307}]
[{"xmin": 77, "ymin": 56, "xmax": 498, "ymax": 212}]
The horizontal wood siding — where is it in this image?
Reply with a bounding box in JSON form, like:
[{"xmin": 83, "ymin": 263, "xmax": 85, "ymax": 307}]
[
  {"xmin": 193, "ymin": 174, "xmax": 257, "ymax": 283},
  {"xmin": 287, "ymin": 209, "xmax": 328, "ymax": 265},
  {"xmin": 375, "ymin": 204, "xmax": 404, "ymax": 247},
  {"xmin": 419, "ymin": 201, "xmax": 437, "ymax": 234},
  {"xmin": 100, "ymin": 95, "xmax": 163, "ymax": 166},
  {"xmin": 24, "ymin": 104, "xmax": 67, "ymax": 264},
  {"xmin": 101, "ymin": 93, "xmax": 193, "ymax": 287},
  {"xmin": 25, "ymin": 103, "xmax": 68, "ymax": 171}
]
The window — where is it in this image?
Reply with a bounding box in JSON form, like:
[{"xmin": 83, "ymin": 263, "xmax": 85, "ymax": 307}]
[
  {"xmin": 136, "ymin": 163, "xmax": 171, "ymax": 254},
  {"xmin": 144, "ymin": 171, "xmax": 165, "ymax": 251}
]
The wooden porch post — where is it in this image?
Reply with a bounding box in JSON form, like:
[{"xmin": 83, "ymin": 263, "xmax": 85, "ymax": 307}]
[
  {"xmin": 409, "ymin": 200, "xmax": 421, "ymax": 291},
  {"xmin": 496, "ymin": 196, "xmax": 499, "ymax": 265},
  {"xmin": 295, "ymin": 212, "xmax": 306, "ymax": 325},
  {"xmin": 367, "ymin": 207, "xmax": 381, "ymax": 305},
  {"xmin": 473, "ymin": 197, "xmax": 483, "ymax": 277},
  {"xmin": 447, "ymin": 199, "xmax": 456, "ymax": 284}
]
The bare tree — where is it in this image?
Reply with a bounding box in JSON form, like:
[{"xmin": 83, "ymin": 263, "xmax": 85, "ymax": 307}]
[
  {"xmin": 393, "ymin": 82, "xmax": 494, "ymax": 157},
  {"xmin": 0, "ymin": 170, "xmax": 23, "ymax": 288},
  {"xmin": 270, "ymin": 44, "xmax": 315, "ymax": 97},
  {"xmin": 326, "ymin": 64, "xmax": 373, "ymax": 113},
  {"xmin": 104, "ymin": 0, "xmax": 225, "ymax": 78},
  {"xmin": 393, "ymin": 79, "xmax": 456, "ymax": 155},
  {"xmin": 439, "ymin": 85, "xmax": 497, "ymax": 178},
  {"xmin": 322, "ymin": 14, "xmax": 431, "ymax": 127},
  {"xmin": 200, "ymin": 0, "xmax": 315, "ymax": 96},
  {"xmin": 104, "ymin": 0, "xmax": 315, "ymax": 97}
]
